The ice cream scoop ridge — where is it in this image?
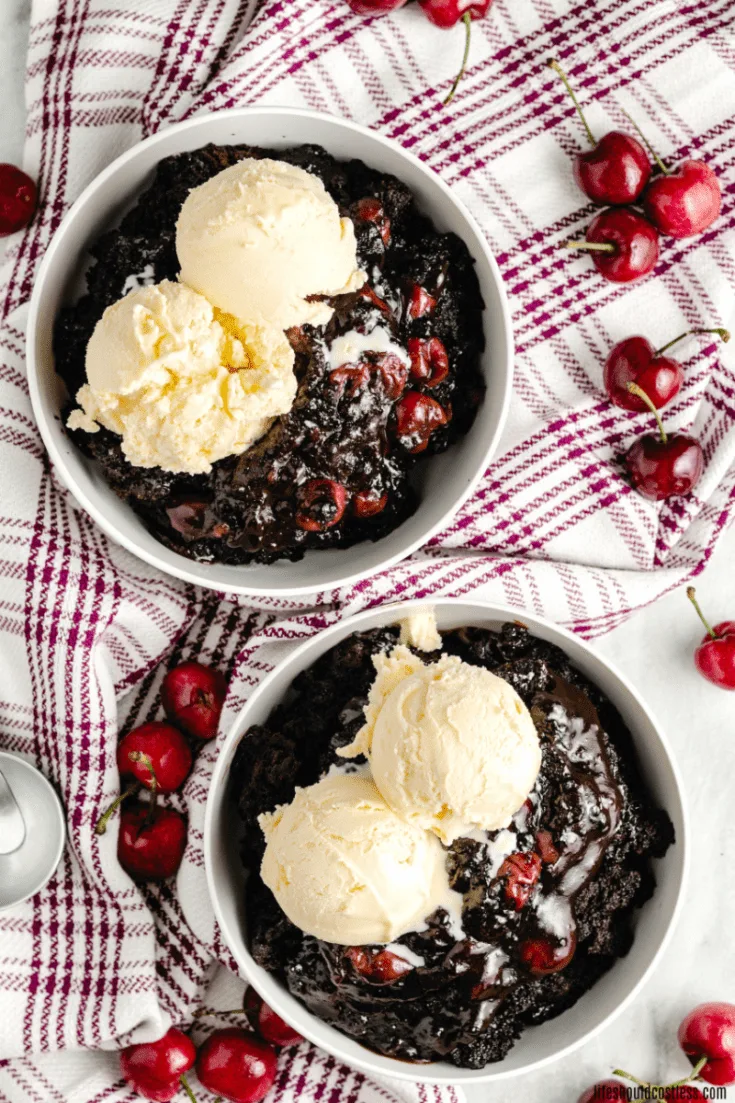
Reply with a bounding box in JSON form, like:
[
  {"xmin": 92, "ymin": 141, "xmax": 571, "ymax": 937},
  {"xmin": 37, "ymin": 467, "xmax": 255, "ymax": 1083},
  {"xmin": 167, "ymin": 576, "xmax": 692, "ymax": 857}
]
[
  {"xmin": 176, "ymin": 157, "xmax": 366, "ymax": 330},
  {"xmin": 67, "ymin": 280, "xmax": 296, "ymax": 474},
  {"xmin": 339, "ymin": 644, "xmax": 541, "ymax": 844},
  {"xmin": 259, "ymin": 774, "xmax": 456, "ymax": 945}
]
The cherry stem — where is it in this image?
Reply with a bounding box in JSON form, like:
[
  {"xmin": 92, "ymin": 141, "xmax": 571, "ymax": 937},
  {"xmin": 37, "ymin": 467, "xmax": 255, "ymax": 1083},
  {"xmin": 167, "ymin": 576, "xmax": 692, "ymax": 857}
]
[
  {"xmin": 180, "ymin": 1074, "xmax": 198, "ymax": 1103},
  {"xmin": 666, "ymin": 1055, "xmax": 709, "ymax": 1087},
  {"xmin": 128, "ymin": 751, "xmax": 158, "ymax": 797},
  {"xmin": 94, "ymin": 782, "xmax": 140, "ymax": 835},
  {"xmin": 627, "ymin": 382, "xmax": 667, "ymax": 443},
  {"xmin": 444, "ymin": 12, "xmax": 472, "ymax": 106},
  {"xmin": 620, "ymin": 108, "xmax": 670, "ymax": 175},
  {"xmin": 563, "ymin": 240, "xmax": 615, "ymax": 253},
  {"xmin": 687, "ymin": 586, "xmax": 718, "ymax": 640},
  {"xmin": 614, "ymin": 1055, "xmax": 709, "ymax": 1092},
  {"xmin": 547, "ymin": 58, "xmax": 595, "ymax": 146},
  {"xmin": 657, "ymin": 327, "xmax": 731, "ymax": 356}
]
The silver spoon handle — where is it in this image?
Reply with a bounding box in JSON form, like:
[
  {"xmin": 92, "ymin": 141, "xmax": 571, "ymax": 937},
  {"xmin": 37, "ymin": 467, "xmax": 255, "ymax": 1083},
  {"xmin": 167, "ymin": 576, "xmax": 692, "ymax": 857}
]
[{"xmin": 0, "ymin": 767, "xmax": 26, "ymax": 854}]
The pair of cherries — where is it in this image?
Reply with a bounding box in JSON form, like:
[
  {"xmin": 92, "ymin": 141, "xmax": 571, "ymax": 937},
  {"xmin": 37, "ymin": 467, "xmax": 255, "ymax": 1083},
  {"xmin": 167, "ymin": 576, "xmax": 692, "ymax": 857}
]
[
  {"xmin": 580, "ymin": 1000, "xmax": 735, "ymax": 1101},
  {"xmin": 604, "ymin": 325, "xmax": 729, "ymax": 502},
  {"xmin": 121, "ymin": 988, "xmax": 302, "ymax": 1103},
  {"xmin": 549, "ymin": 60, "xmax": 721, "ymax": 283},
  {"xmin": 96, "ymin": 661, "xmax": 227, "ymax": 882},
  {"xmin": 347, "ymin": 0, "xmax": 493, "ymax": 104}
]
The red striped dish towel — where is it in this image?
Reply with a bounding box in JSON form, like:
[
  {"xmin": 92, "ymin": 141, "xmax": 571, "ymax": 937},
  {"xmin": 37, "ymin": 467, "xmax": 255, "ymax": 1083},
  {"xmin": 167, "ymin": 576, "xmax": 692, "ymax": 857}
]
[{"xmin": 0, "ymin": 0, "xmax": 733, "ymax": 1099}]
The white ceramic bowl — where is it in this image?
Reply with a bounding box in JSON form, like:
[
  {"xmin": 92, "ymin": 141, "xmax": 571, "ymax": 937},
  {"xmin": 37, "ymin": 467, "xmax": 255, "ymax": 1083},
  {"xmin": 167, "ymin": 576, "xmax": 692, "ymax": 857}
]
[
  {"xmin": 204, "ymin": 599, "xmax": 687, "ymax": 1084},
  {"xmin": 26, "ymin": 108, "xmax": 513, "ymax": 598}
]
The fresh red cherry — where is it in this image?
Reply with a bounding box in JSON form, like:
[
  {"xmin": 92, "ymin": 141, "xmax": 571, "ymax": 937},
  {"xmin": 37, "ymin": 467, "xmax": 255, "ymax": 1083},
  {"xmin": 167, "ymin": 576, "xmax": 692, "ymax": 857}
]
[
  {"xmin": 548, "ymin": 60, "xmax": 650, "ymax": 205},
  {"xmin": 623, "ymin": 383, "xmax": 703, "ymax": 501},
  {"xmin": 344, "ymin": 946, "xmax": 414, "ymax": 982},
  {"xmin": 118, "ymin": 722, "xmax": 193, "ymax": 794},
  {"xmin": 679, "ymin": 1002, "xmax": 735, "ymax": 1086},
  {"xmin": 408, "ymin": 337, "xmax": 450, "ymax": 387},
  {"xmin": 405, "ymin": 281, "xmax": 437, "ymax": 320},
  {"xmin": 519, "ymin": 929, "xmax": 577, "ymax": 974},
  {"xmin": 353, "ymin": 489, "xmax": 388, "ymax": 518},
  {"xmin": 687, "ymin": 588, "xmax": 735, "ymax": 690},
  {"xmin": 243, "ymin": 987, "xmax": 304, "ymax": 1048},
  {"xmin": 395, "ymin": 391, "xmax": 449, "ymax": 452},
  {"xmin": 196, "ymin": 1028, "xmax": 278, "ymax": 1103},
  {"xmin": 118, "ymin": 802, "xmax": 187, "ymax": 882},
  {"xmin": 161, "ymin": 661, "xmax": 227, "ymax": 742},
  {"xmin": 295, "ymin": 478, "xmax": 348, "ymax": 532},
  {"xmin": 0, "ymin": 163, "xmax": 38, "ymax": 236},
  {"xmin": 644, "ymin": 160, "xmax": 721, "ymax": 239},
  {"xmin": 347, "ymin": 0, "xmax": 407, "ymax": 12},
  {"xmin": 604, "ymin": 328, "xmax": 729, "ymax": 412},
  {"xmin": 95, "ymin": 721, "xmax": 193, "ymax": 836},
  {"xmin": 498, "ymin": 851, "xmax": 542, "ymax": 910},
  {"xmin": 418, "ymin": 1, "xmax": 494, "ymax": 104},
  {"xmin": 354, "ymin": 198, "xmax": 391, "ymax": 246},
  {"xmin": 565, "ymin": 208, "xmax": 659, "ymax": 283},
  {"xmin": 578, "ymin": 1081, "xmax": 629, "ymax": 1103},
  {"xmin": 120, "ymin": 1027, "xmax": 196, "ymax": 1103}
]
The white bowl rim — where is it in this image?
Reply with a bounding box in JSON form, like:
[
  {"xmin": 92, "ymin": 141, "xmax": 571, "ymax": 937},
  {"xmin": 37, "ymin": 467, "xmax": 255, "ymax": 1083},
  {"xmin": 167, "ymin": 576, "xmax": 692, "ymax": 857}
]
[
  {"xmin": 26, "ymin": 106, "xmax": 514, "ymax": 598},
  {"xmin": 0, "ymin": 750, "xmax": 67, "ymax": 912},
  {"xmin": 203, "ymin": 597, "xmax": 689, "ymax": 1083}
]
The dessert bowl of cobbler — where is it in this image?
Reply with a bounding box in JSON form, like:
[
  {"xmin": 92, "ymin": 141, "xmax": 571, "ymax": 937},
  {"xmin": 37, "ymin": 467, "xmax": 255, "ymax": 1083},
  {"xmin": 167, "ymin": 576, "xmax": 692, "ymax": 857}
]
[
  {"xmin": 27, "ymin": 108, "xmax": 512, "ymax": 596},
  {"xmin": 204, "ymin": 599, "xmax": 687, "ymax": 1082}
]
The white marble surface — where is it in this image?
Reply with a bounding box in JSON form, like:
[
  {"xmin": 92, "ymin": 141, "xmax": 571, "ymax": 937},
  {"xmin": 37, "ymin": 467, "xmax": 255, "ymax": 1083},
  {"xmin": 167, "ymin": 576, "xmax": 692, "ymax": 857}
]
[{"xmin": 1, "ymin": 4, "xmax": 734, "ymax": 1100}]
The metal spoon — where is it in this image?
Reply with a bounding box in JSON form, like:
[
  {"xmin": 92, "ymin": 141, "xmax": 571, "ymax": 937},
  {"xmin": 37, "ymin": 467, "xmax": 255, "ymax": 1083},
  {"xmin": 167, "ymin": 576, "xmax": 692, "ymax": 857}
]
[{"xmin": 0, "ymin": 767, "xmax": 26, "ymax": 854}]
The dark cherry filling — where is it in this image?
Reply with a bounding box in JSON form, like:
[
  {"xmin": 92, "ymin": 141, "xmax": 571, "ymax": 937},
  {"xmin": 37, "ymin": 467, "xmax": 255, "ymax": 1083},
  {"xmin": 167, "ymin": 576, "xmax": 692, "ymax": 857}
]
[
  {"xmin": 54, "ymin": 142, "xmax": 485, "ymax": 566},
  {"xmin": 230, "ymin": 622, "xmax": 674, "ymax": 1069}
]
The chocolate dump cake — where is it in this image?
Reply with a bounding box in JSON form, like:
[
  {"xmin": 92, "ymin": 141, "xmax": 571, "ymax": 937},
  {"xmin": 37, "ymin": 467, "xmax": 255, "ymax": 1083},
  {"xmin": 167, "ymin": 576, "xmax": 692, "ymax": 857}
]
[
  {"xmin": 54, "ymin": 143, "xmax": 485, "ymax": 565},
  {"xmin": 230, "ymin": 619, "xmax": 674, "ymax": 1068}
]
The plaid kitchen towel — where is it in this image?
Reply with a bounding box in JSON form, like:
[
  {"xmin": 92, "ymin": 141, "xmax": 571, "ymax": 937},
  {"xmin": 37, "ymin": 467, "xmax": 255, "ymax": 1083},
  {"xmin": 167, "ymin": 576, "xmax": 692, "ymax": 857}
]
[{"xmin": 0, "ymin": 0, "xmax": 733, "ymax": 1099}]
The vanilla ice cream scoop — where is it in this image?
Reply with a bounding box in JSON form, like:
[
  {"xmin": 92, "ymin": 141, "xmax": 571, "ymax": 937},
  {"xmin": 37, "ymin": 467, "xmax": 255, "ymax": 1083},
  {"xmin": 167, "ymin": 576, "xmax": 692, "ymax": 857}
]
[
  {"xmin": 176, "ymin": 158, "xmax": 366, "ymax": 331},
  {"xmin": 259, "ymin": 774, "xmax": 454, "ymax": 945},
  {"xmin": 66, "ymin": 279, "xmax": 296, "ymax": 474},
  {"xmin": 339, "ymin": 645, "xmax": 541, "ymax": 844}
]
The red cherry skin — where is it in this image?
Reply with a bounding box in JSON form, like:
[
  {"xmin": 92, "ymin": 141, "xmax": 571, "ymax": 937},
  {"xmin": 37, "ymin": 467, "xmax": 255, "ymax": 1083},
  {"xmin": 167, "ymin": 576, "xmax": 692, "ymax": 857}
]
[
  {"xmin": 575, "ymin": 131, "xmax": 651, "ymax": 206},
  {"xmin": 117, "ymin": 722, "xmax": 193, "ymax": 794},
  {"xmin": 353, "ymin": 489, "xmax": 388, "ymax": 518},
  {"xmin": 644, "ymin": 160, "xmax": 721, "ymax": 239},
  {"xmin": 694, "ymin": 623, "xmax": 735, "ymax": 690},
  {"xmin": 519, "ymin": 929, "xmax": 577, "ymax": 975},
  {"xmin": 161, "ymin": 661, "xmax": 227, "ymax": 742},
  {"xmin": 395, "ymin": 392, "xmax": 449, "ymax": 452},
  {"xmin": 405, "ymin": 282, "xmax": 437, "ymax": 320},
  {"xmin": 679, "ymin": 1002, "xmax": 735, "ymax": 1085},
  {"xmin": 408, "ymin": 337, "xmax": 450, "ymax": 387},
  {"xmin": 120, "ymin": 1027, "xmax": 195, "ymax": 1103},
  {"xmin": 196, "ymin": 1028, "xmax": 278, "ymax": 1103},
  {"xmin": 498, "ymin": 851, "xmax": 542, "ymax": 910},
  {"xmin": 345, "ymin": 946, "xmax": 413, "ymax": 982},
  {"xmin": 329, "ymin": 362, "xmax": 370, "ymax": 397},
  {"xmin": 118, "ymin": 803, "xmax": 187, "ymax": 882},
  {"xmin": 418, "ymin": 0, "xmax": 492, "ymax": 29},
  {"xmin": 604, "ymin": 336, "xmax": 683, "ymax": 411},
  {"xmin": 624, "ymin": 433, "xmax": 704, "ymax": 501},
  {"xmin": 354, "ymin": 198, "xmax": 391, "ymax": 246},
  {"xmin": 0, "ymin": 164, "xmax": 38, "ymax": 236},
  {"xmin": 244, "ymin": 987, "xmax": 304, "ymax": 1047},
  {"xmin": 578, "ymin": 1080, "xmax": 629, "ymax": 1103},
  {"xmin": 536, "ymin": 831, "xmax": 560, "ymax": 865},
  {"xmin": 348, "ymin": 0, "xmax": 407, "ymax": 12},
  {"xmin": 585, "ymin": 208, "xmax": 659, "ymax": 283},
  {"xmin": 295, "ymin": 479, "xmax": 348, "ymax": 532}
]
